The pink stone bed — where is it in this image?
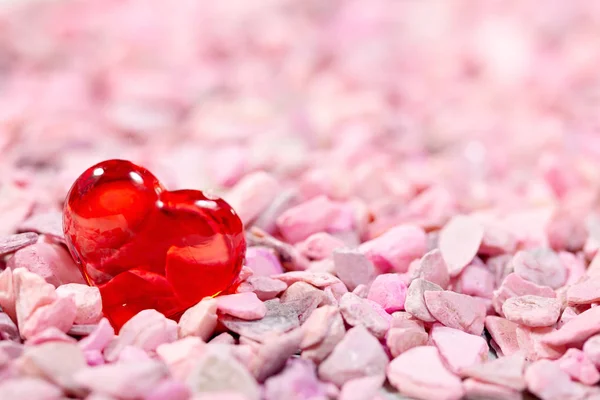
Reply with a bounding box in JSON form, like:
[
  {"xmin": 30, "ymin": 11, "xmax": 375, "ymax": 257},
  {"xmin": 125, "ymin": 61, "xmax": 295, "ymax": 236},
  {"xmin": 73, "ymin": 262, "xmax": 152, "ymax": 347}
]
[{"xmin": 1, "ymin": 0, "xmax": 600, "ymax": 399}]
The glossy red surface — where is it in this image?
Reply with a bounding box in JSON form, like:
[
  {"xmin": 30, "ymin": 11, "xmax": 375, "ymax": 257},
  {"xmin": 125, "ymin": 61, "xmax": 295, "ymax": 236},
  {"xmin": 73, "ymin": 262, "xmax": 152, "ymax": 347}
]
[{"xmin": 63, "ymin": 159, "xmax": 246, "ymax": 330}]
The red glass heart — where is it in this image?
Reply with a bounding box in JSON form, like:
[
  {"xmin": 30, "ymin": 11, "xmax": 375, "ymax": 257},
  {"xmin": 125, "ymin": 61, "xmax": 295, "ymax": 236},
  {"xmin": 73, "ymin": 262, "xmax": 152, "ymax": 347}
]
[{"xmin": 63, "ymin": 159, "xmax": 246, "ymax": 330}]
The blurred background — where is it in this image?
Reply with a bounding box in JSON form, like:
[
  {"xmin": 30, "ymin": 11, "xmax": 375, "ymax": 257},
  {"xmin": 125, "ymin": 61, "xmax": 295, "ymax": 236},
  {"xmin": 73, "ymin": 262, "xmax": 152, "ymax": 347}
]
[{"xmin": 0, "ymin": 0, "xmax": 599, "ymax": 239}]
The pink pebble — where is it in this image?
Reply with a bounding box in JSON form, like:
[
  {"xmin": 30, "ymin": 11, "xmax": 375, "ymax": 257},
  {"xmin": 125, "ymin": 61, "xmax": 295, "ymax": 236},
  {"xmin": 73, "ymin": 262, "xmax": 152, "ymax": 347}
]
[
  {"xmin": 301, "ymin": 305, "xmax": 346, "ymax": 363},
  {"xmin": 209, "ymin": 332, "xmax": 236, "ymax": 345},
  {"xmin": 0, "ymin": 377, "xmax": 62, "ymax": 400},
  {"xmin": 516, "ymin": 326, "xmax": 566, "ymax": 361},
  {"xmin": 583, "ymin": 334, "xmax": 600, "ymax": 367},
  {"xmin": 560, "ymin": 251, "xmax": 586, "ymax": 286},
  {"xmin": 178, "ymin": 297, "xmax": 218, "ymax": 341},
  {"xmin": 567, "ymin": 276, "xmax": 600, "ymax": 306},
  {"xmin": 333, "ymin": 248, "xmax": 376, "ymax": 291},
  {"xmin": 404, "ymin": 278, "xmax": 443, "ymax": 322},
  {"xmin": 557, "ymin": 348, "xmax": 600, "ymax": 385},
  {"xmin": 339, "ymin": 292, "xmax": 390, "ymax": 339},
  {"xmin": 55, "ymin": 283, "xmax": 102, "ymax": 325},
  {"xmin": 17, "ymin": 211, "xmax": 64, "ymax": 241},
  {"xmin": 249, "ymin": 328, "xmax": 304, "ymax": 381},
  {"xmin": 485, "ymin": 316, "xmax": 520, "ymax": 356},
  {"xmin": 413, "ymin": 249, "xmax": 450, "ymax": 289},
  {"xmin": 21, "ymin": 295, "xmax": 77, "ymax": 339},
  {"xmin": 25, "ymin": 326, "xmax": 77, "ymax": 346},
  {"xmin": 7, "ymin": 242, "xmax": 85, "ymax": 287},
  {"xmin": 12, "ymin": 267, "xmax": 56, "ymax": 331},
  {"xmin": 479, "ymin": 223, "xmax": 518, "ymax": 256},
  {"xmin": 387, "ymin": 346, "xmax": 464, "ymax": 400},
  {"xmin": 454, "ymin": 262, "xmax": 495, "ymax": 299},
  {"xmin": 78, "ymin": 318, "xmax": 115, "ymax": 353},
  {"xmin": 145, "ymin": 379, "xmax": 191, "ymax": 400},
  {"xmin": 424, "ymin": 290, "xmax": 487, "ymax": 335},
  {"xmin": 502, "ymin": 295, "xmax": 561, "ymax": 327},
  {"xmin": 0, "ymin": 268, "xmax": 15, "ymax": 322},
  {"xmin": 339, "ymin": 375, "xmax": 385, "ymax": 400},
  {"xmin": 216, "ymin": 293, "xmax": 267, "ymax": 320},
  {"xmin": 244, "ymin": 247, "xmax": 284, "ymax": 277},
  {"xmin": 547, "ymin": 210, "xmax": 587, "ymax": 253},
  {"xmin": 276, "ymin": 195, "xmax": 344, "ymax": 244},
  {"xmin": 0, "ymin": 232, "xmax": 39, "ymax": 257},
  {"xmin": 438, "ymin": 215, "xmax": 484, "ymax": 277},
  {"xmin": 264, "ymin": 358, "xmax": 332, "ymax": 400},
  {"xmin": 236, "ymin": 276, "xmax": 287, "ymax": 301},
  {"xmin": 542, "ymin": 306, "xmax": 600, "ymax": 346},
  {"xmin": 223, "ymin": 171, "xmax": 279, "ymax": 225},
  {"xmin": 526, "ymin": 359, "xmax": 589, "ymax": 400},
  {"xmin": 492, "ymin": 273, "xmax": 556, "ymax": 316},
  {"xmin": 117, "ymin": 345, "xmax": 153, "ymax": 362},
  {"xmin": 511, "ymin": 249, "xmax": 567, "ymax": 289},
  {"xmin": 271, "ymin": 271, "xmax": 342, "ymax": 288},
  {"xmin": 386, "ymin": 325, "xmax": 428, "ymax": 358},
  {"xmin": 366, "ymin": 273, "xmax": 407, "ymax": 313},
  {"xmin": 280, "ymin": 281, "xmax": 325, "ymax": 323},
  {"xmin": 318, "ymin": 325, "xmax": 388, "ymax": 387},
  {"xmin": 352, "ymin": 283, "xmax": 368, "ymax": 298},
  {"xmin": 0, "ymin": 312, "xmax": 18, "ymax": 341},
  {"xmin": 463, "ymin": 378, "xmax": 523, "ymax": 400},
  {"xmin": 359, "ymin": 224, "xmax": 427, "ymax": 273},
  {"xmin": 296, "ymin": 232, "xmax": 345, "ymax": 260},
  {"xmin": 156, "ymin": 337, "xmax": 204, "ymax": 380},
  {"xmin": 463, "ymin": 352, "xmax": 527, "ymax": 391},
  {"xmin": 430, "ymin": 324, "xmax": 489, "ymax": 374}
]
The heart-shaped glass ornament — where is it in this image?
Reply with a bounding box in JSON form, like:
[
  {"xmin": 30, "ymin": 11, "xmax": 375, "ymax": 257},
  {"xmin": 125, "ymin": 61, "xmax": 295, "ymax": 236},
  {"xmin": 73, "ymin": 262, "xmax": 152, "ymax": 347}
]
[{"xmin": 63, "ymin": 159, "xmax": 246, "ymax": 330}]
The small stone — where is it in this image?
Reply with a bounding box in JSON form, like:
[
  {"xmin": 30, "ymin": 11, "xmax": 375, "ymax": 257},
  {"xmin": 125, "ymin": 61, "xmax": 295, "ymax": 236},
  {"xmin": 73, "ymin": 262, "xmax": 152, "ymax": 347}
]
[
  {"xmin": 249, "ymin": 328, "xmax": 303, "ymax": 381},
  {"xmin": 78, "ymin": 318, "xmax": 115, "ymax": 353},
  {"xmin": 404, "ymin": 278, "xmax": 443, "ymax": 322},
  {"xmin": 12, "ymin": 268, "xmax": 56, "ymax": 332},
  {"xmin": 430, "ymin": 324, "xmax": 489, "ymax": 374},
  {"xmin": 236, "ymin": 276, "xmax": 287, "ymax": 301},
  {"xmin": 463, "ymin": 352, "xmax": 527, "ymax": 391},
  {"xmin": 462, "ymin": 378, "xmax": 523, "ymax": 400},
  {"xmin": 156, "ymin": 337, "xmax": 205, "ymax": 380},
  {"xmin": 178, "ymin": 297, "xmax": 218, "ymax": 341},
  {"xmin": 516, "ymin": 326, "xmax": 566, "ymax": 361},
  {"xmin": 387, "ymin": 346, "xmax": 464, "ymax": 400},
  {"xmin": 511, "ymin": 249, "xmax": 567, "ymax": 289},
  {"xmin": 485, "ymin": 316, "xmax": 520, "ymax": 356},
  {"xmin": 0, "ymin": 312, "xmax": 18, "ymax": 341},
  {"xmin": 25, "ymin": 327, "xmax": 77, "ymax": 346},
  {"xmin": 145, "ymin": 379, "xmax": 191, "ymax": 400},
  {"xmin": 0, "ymin": 377, "xmax": 62, "ymax": 400},
  {"xmin": 542, "ymin": 306, "xmax": 600, "ymax": 346},
  {"xmin": 264, "ymin": 358, "xmax": 331, "ymax": 400},
  {"xmin": 492, "ymin": 273, "xmax": 556, "ymax": 316},
  {"xmin": 454, "ymin": 262, "xmax": 495, "ymax": 299},
  {"xmin": 339, "ymin": 293, "xmax": 390, "ymax": 339},
  {"xmin": 413, "ymin": 249, "xmax": 450, "ymax": 289},
  {"xmin": 567, "ymin": 277, "xmax": 600, "ymax": 306},
  {"xmin": 186, "ymin": 346, "xmax": 260, "ymax": 400},
  {"xmin": 318, "ymin": 325, "xmax": 388, "ymax": 387},
  {"xmin": 216, "ymin": 293, "xmax": 267, "ymax": 320},
  {"xmin": 223, "ymin": 171, "xmax": 279, "ymax": 225},
  {"xmin": 21, "ymin": 295, "xmax": 77, "ymax": 339},
  {"xmin": 366, "ymin": 273, "xmax": 407, "ymax": 313},
  {"xmin": 301, "ymin": 305, "xmax": 346, "ymax": 363},
  {"xmin": 244, "ymin": 247, "xmax": 284, "ymax": 277},
  {"xmin": 210, "ymin": 332, "xmax": 236, "ymax": 345},
  {"xmin": 220, "ymin": 299, "xmax": 300, "ymax": 342},
  {"xmin": 0, "ymin": 232, "xmax": 38, "ymax": 257},
  {"xmin": 18, "ymin": 211, "xmax": 64, "ymax": 241},
  {"xmin": 502, "ymin": 295, "xmax": 561, "ymax": 327},
  {"xmin": 424, "ymin": 290, "xmax": 487, "ymax": 335},
  {"xmin": 338, "ymin": 375, "xmax": 385, "ymax": 400},
  {"xmin": 74, "ymin": 361, "xmax": 168, "ymax": 399},
  {"xmin": 557, "ymin": 348, "xmax": 600, "ymax": 385},
  {"xmin": 333, "ymin": 248, "xmax": 376, "ymax": 291},
  {"xmin": 296, "ymin": 232, "xmax": 345, "ymax": 260},
  {"xmin": 359, "ymin": 224, "xmax": 427, "ymax": 273},
  {"xmin": 547, "ymin": 210, "xmax": 587, "ymax": 253},
  {"xmin": 55, "ymin": 284, "xmax": 102, "ymax": 325},
  {"xmin": 439, "ymin": 215, "xmax": 484, "ymax": 277},
  {"xmin": 280, "ymin": 281, "xmax": 325, "ymax": 324},
  {"xmin": 271, "ymin": 271, "xmax": 342, "ymax": 288},
  {"xmin": 525, "ymin": 359, "xmax": 588, "ymax": 400},
  {"xmin": 386, "ymin": 325, "xmax": 428, "ymax": 358}
]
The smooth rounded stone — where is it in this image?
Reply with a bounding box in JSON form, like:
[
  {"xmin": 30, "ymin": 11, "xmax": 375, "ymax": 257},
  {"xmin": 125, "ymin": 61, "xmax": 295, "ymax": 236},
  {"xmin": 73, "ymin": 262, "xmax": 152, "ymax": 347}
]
[
  {"xmin": 546, "ymin": 210, "xmax": 587, "ymax": 253},
  {"xmin": 25, "ymin": 327, "xmax": 77, "ymax": 346},
  {"xmin": 387, "ymin": 346, "xmax": 464, "ymax": 400},
  {"xmin": 404, "ymin": 278, "xmax": 443, "ymax": 322},
  {"xmin": 178, "ymin": 297, "xmax": 218, "ymax": 341},
  {"xmin": 511, "ymin": 249, "xmax": 567, "ymax": 289},
  {"xmin": 502, "ymin": 295, "xmax": 561, "ymax": 327},
  {"xmin": 438, "ymin": 215, "xmax": 484, "ymax": 277},
  {"xmin": 492, "ymin": 273, "xmax": 556, "ymax": 317},
  {"xmin": 318, "ymin": 325, "xmax": 388, "ymax": 387},
  {"xmin": 271, "ymin": 271, "xmax": 342, "ymax": 289},
  {"xmin": 187, "ymin": 346, "xmax": 260, "ymax": 400},
  {"xmin": 424, "ymin": 290, "xmax": 487, "ymax": 335}
]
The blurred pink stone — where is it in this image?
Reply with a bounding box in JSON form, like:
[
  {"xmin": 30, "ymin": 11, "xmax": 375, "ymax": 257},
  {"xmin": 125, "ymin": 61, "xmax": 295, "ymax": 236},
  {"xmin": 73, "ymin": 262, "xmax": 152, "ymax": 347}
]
[
  {"xmin": 249, "ymin": 328, "xmax": 303, "ymax": 381},
  {"xmin": 567, "ymin": 276, "xmax": 600, "ymax": 306},
  {"xmin": 547, "ymin": 210, "xmax": 588, "ymax": 253},
  {"xmin": 236, "ymin": 276, "xmax": 287, "ymax": 301},
  {"xmin": 561, "ymin": 252, "xmax": 586, "ymax": 286},
  {"xmin": 366, "ymin": 273, "xmax": 407, "ymax": 313},
  {"xmin": 386, "ymin": 325, "xmax": 428, "ymax": 358},
  {"xmin": 438, "ymin": 215, "xmax": 484, "ymax": 277},
  {"xmin": 7, "ymin": 242, "xmax": 85, "ymax": 287},
  {"xmin": 463, "ymin": 352, "xmax": 527, "ymax": 391},
  {"xmin": 216, "ymin": 293, "xmax": 267, "ymax": 320},
  {"xmin": 387, "ymin": 346, "xmax": 464, "ymax": 400},
  {"xmin": 359, "ymin": 224, "xmax": 427, "ymax": 273},
  {"xmin": 178, "ymin": 298, "xmax": 218, "ymax": 341},
  {"xmin": 424, "ymin": 290, "xmax": 487, "ymax": 335},
  {"xmin": 318, "ymin": 325, "xmax": 388, "ymax": 387},
  {"xmin": 463, "ymin": 379, "xmax": 523, "ymax": 400},
  {"xmin": 78, "ymin": 318, "xmax": 114, "ymax": 353},
  {"xmin": 156, "ymin": 337, "xmax": 204, "ymax": 381},
  {"xmin": 276, "ymin": 196, "xmax": 345, "ymax": 244},
  {"xmin": 0, "ymin": 232, "xmax": 38, "ymax": 257},
  {"xmin": 430, "ymin": 324, "xmax": 489, "ymax": 374},
  {"xmin": 510, "ymin": 249, "xmax": 567, "ymax": 289},
  {"xmin": 525, "ymin": 359, "xmax": 589, "ymax": 400},
  {"xmin": 0, "ymin": 377, "xmax": 62, "ymax": 400},
  {"xmin": 333, "ymin": 248, "xmax": 376, "ymax": 291},
  {"xmin": 145, "ymin": 379, "xmax": 191, "ymax": 400},
  {"xmin": 556, "ymin": 348, "xmax": 600, "ymax": 385},
  {"xmin": 55, "ymin": 283, "xmax": 102, "ymax": 325},
  {"xmin": 25, "ymin": 326, "xmax": 76, "ymax": 346},
  {"xmin": 223, "ymin": 171, "xmax": 279, "ymax": 225},
  {"xmin": 264, "ymin": 358, "xmax": 332, "ymax": 400},
  {"xmin": 244, "ymin": 247, "xmax": 284, "ymax": 277},
  {"xmin": 502, "ymin": 295, "xmax": 561, "ymax": 327},
  {"xmin": 296, "ymin": 232, "xmax": 345, "ymax": 260},
  {"xmin": 19, "ymin": 342, "xmax": 86, "ymax": 391}
]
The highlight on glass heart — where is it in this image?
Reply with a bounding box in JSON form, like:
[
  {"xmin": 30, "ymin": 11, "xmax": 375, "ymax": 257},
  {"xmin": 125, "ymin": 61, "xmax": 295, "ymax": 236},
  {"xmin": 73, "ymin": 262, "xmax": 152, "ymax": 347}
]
[{"xmin": 62, "ymin": 159, "xmax": 246, "ymax": 330}]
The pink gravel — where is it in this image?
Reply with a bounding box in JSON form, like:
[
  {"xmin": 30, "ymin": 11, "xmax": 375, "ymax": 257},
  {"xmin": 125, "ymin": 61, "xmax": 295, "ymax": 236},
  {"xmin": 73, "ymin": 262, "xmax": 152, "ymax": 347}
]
[{"xmin": 0, "ymin": 1, "xmax": 599, "ymax": 399}]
